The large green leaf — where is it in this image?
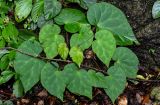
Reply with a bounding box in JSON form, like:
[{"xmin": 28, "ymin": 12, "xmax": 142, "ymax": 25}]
[
  {"xmin": 39, "ymin": 24, "xmax": 65, "ymax": 58},
  {"xmin": 54, "ymin": 8, "xmax": 86, "ymax": 26},
  {"xmin": 2, "ymin": 23, "xmax": 18, "ymax": 43},
  {"xmin": 44, "ymin": 0, "xmax": 62, "ymax": 20},
  {"xmin": 88, "ymin": 70, "xmax": 107, "ymax": 88},
  {"xmin": 69, "ymin": 46, "xmax": 83, "ymax": 67},
  {"xmin": 104, "ymin": 65, "xmax": 126, "ymax": 103},
  {"xmin": 15, "ymin": 0, "xmax": 32, "ymax": 22},
  {"xmin": 70, "ymin": 24, "xmax": 93, "ymax": 51},
  {"xmin": 31, "ymin": 0, "xmax": 44, "ymax": 22},
  {"xmin": 87, "ymin": 2, "xmax": 138, "ymax": 45},
  {"xmin": 92, "ymin": 30, "xmax": 116, "ymax": 66},
  {"xmin": 63, "ymin": 64, "xmax": 92, "ymax": 99},
  {"xmin": 14, "ymin": 40, "xmax": 45, "ymax": 92},
  {"xmin": 41, "ymin": 63, "xmax": 66, "ymax": 100},
  {"xmin": 152, "ymin": 0, "xmax": 160, "ymax": 19},
  {"xmin": 112, "ymin": 47, "xmax": 139, "ymax": 78}
]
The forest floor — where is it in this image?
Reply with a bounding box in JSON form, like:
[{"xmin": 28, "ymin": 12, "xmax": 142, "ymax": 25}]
[{"xmin": 0, "ymin": 0, "xmax": 160, "ymax": 105}]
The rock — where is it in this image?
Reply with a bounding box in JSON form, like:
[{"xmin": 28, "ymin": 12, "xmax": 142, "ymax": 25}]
[
  {"xmin": 37, "ymin": 100, "xmax": 44, "ymax": 105},
  {"xmin": 118, "ymin": 95, "xmax": 128, "ymax": 105},
  {"xmin": 37, "ymin": 89, "xmax": 48, "ymax": 97},
  {"xmin": 21, "ymin": 99, "xmax": 30, "ymax": 104}
]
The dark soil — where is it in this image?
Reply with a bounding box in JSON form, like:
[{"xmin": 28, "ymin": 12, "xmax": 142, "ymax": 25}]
[{"xmin": 1, "ymin": 0, "xmax": 160, "ymax": 105}]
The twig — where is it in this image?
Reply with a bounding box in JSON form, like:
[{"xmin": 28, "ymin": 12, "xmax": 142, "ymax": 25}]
[{"xmin": 1, "ymin": 47, "xmax": 160, "ymax": 83}]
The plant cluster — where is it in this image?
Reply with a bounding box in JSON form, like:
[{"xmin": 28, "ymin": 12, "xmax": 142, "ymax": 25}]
[{"xmin": 0, "ymin": 0, "xmax": 139, "ymax": 103}]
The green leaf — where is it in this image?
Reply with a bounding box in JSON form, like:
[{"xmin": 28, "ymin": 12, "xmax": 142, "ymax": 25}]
[
  {"xmin": 112, "ymin": 47, "xmax": 139, "ymax": 78},
  {"xmin": 88, "ymin": 70, "xmax": 107, "ymax": 88},
  {"xmin": 0, "ymin": 70, "xmax": 14, "ymax": 85},
  {"xmin": 0, "ymin": 55, "xmax": 9, "ymax": 70},
  {"xmin": 70, "ymin": 24, "xmax": 93, "ymax": 51},
  {"xmin": 2, "ymin": 23, "xmax": 18, "ymax": 43},
  {"xmin": 63, "ymin": 65, "xmax": 92, "ymax": 99},
  {"xmin": 104, "ymin": 65, "xmax": 126, "ymax": 103},
  {"xmin": 41, "ymin": 63, "xmax": 66, "ymax": 100},
  {"xmin": 92, "ymin": 30, "xmax": 116, "ymax": 66},
  {"xmin": 87, "ymin": 2, "xmax": 138, "ymax": 45},
  {"xmin": 80, "ymin": 0, "xmax": 97, "ymax": 9},
  {"xmin": 13, "ymin": 80, "xmax": 24, "ymax": 97},
  {"xmin": 15, "ymin": 0, "xmax": 32, "ymax": 22},
  {"xmin": 14, "ymin": 40, "xmax": 45, "ymax": 92},
  {"xmin": 37, "ymin": 14, "xmax": 54, "ymax": 28},
  {"xmin": 44, "ymin": 0, "xmax": 62, "ymax": 20},
  {"xmin": 66, "ymin": 0, "xmax": 80, "ymax": 3},
  {"xmin": 39, "ymin": 24, "xmax": 65, "ymax": 58},
  {"xmin": 69, "ymin": 46, "xmax": 83, "ymax": 67},
  {"xmin": 0, "ymin": 49, "xmax": 9, "ymax": 58},
  {"xmin": 0, "ymin": 37, "xmax": 5, "ymax": 48},
  {"xmin": 54, "ymin": 8, "xmax": 86, "ymax": 25},
  {"xmin": 152, "ymin": 0, "xmax": 160, "ymax": 19},
  {"xmin": 58, "ymin": 43, "xmax": 69, "ymax": 60},
  {"xmin": 31, "ymin": 0, "xmax": 44, "ymax": 22},
  {"xmin": 64, "ymin": 22, "xmax": 80, "ymax": 33}
]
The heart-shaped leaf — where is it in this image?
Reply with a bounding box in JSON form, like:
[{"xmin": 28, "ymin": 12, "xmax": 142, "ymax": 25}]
[
  {"xmin": 31, "ymin": 0, "xmax": 44, "ymax": 22},
  {"xmin": 152, "ymin": 0, "xmax": 160, "ymax": 19},
  {"xmin": 104, "ymin": 65, "xmax": 126, "ymax": 103},
  {"xmin": 112, "ymin": 47, "xmax": 139, "ymax": 78},
  {"xmin": 69, "ymin": 46, "xmax": 83, "ymax": 67},
  {"xmin": 63, "ymin": 64, "xmax": 92, "ymax": 99},
  {"xmin": 87, "ymin": 2, "xmax": 138, "ymax": 45},
  {"xmin": 15, "ymin": 0, "xmax": 32, "ymax": 22},
  {"xmin": 88, "ymin": 70, "xmax": 107, "ymax": 88},
  {"xmin": 44, "ymin": 0, "xmax": 62, "ymax": 20},
  {"xmin": 70, "ymin": 24, "xmax": 93, "ymax": 51},
  {"xmin": 41, "ymin": 63, "xmax": 66, "ymax": 100},
  {"xmin": 14, "ymin": 40, "xmax": 45, "ymax": 92},
  {"xmin": 54, "ymin": 8, "xmax": 86, "ymax": 25},
  {"xmin": 39, "ymin": 24, "xmax": 65, "ymax": 58},
  {"xmin": 58, "ymin": 43, "xmax": 69, "ymax": 60},
  {"xmin": 92, "ymin": 30, "xmax": 116, "ymax": 66}
]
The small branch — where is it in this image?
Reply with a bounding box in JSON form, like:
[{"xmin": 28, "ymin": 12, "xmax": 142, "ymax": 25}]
[{"xmin": 1, "ymin": 47, "xmax": 160, "ymax": 83}]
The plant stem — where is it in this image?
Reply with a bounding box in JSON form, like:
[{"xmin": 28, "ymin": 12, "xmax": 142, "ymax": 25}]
[{"xmin": 1, "ymin": 47, "xmax": 160, "ymax": 83}]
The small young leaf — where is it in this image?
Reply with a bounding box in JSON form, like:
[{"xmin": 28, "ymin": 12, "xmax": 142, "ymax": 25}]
[
  {"xmin": 13, "ymin": 80, "xmax": 24, "ymax": 97},
  {"xmin": 31, "ymin": 0, "xmax": 44, "ymax": 22},
  {"xmin": 39, "ymin": 24, "xmax": 65, "ymax": 58},
  {"xmin": 70, "ymin": 24, "xmax": 93, "ymax": 51},
  {"xmin": 58, "ymin": 43, "xmax": 69, "ymax": 60},
  {"xmin": 87, "ymin": 2, "xmax": 138, "ymax": 45},
  {"xmin": 14, "ymin": 40, "xmax": 45, "ymax": 92},
  {"xmin": 64, "ymin": 22, "xmax": 80, "ymax": 33},
  {"xmin": 41, "ymin": 63, "xmax": 66, "ymax": 100},
  {"xmin": 104, "ymin": 65, "xmax": 126, "ymax": 103},
  {"xmin": 69, "ymin": 46, "xmax": 83, "ymax": 67},
  {"xmin": 44, "ymin": 0, "xmax": 62, "ymax": 20},
  {"xmin": 15, "ymin": 0, "xmax": 32, "ymax": 22},
  {"xmin": 112, "ymin": 47, "xmax": 139, "ymax": 78},
  {"xmin": 152, "ymin": 0, "xmax": 160, "ymax": 19},
  {"xmin": 92, "ymin": 30, "xmax": 116, "ymax": 66}
]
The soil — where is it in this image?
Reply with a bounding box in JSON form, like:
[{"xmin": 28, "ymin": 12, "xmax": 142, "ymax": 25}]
[{"xmin": 1, "ymin": 0, "xmax": 160, "ymax": 105}]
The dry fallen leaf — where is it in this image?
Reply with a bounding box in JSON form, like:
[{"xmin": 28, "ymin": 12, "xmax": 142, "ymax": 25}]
[{"xmin": 118, "ymin": 95, "xmax": 128, "ymax": 105}]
